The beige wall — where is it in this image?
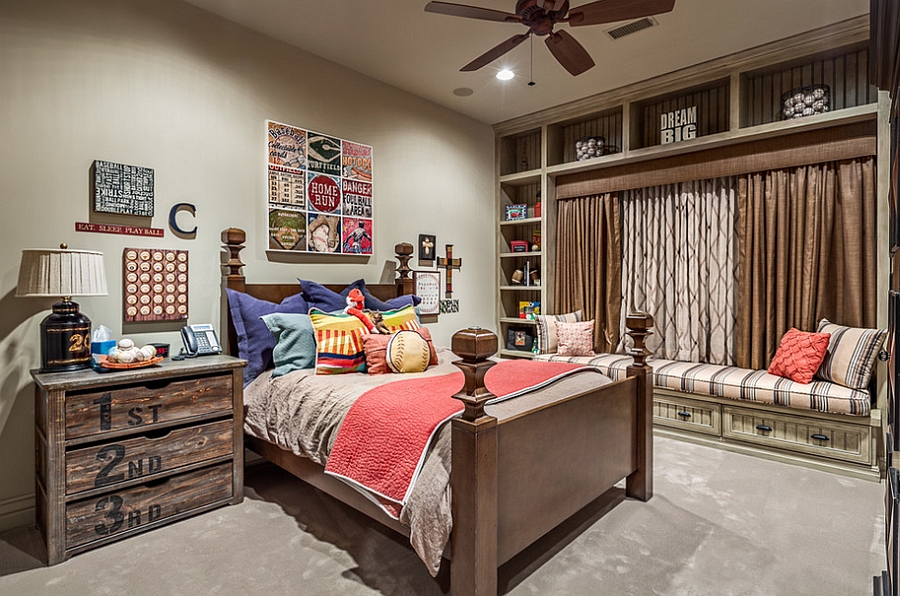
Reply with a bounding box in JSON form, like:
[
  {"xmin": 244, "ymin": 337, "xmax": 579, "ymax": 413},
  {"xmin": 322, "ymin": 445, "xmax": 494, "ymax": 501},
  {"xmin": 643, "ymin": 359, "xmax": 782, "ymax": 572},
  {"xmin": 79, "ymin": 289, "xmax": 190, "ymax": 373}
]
[{"xmin": 0, "ymin": 0, "xmax": 495, "ymax": 530}]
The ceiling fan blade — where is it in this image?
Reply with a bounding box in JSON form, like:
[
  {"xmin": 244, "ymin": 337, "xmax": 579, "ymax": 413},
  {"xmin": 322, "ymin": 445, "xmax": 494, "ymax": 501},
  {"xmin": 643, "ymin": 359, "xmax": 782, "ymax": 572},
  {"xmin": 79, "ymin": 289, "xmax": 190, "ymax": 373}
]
[
  {"xmin": 461, "ymin": 32, "xmax": 531, "ymax": 72},
  {"xmin": 424, "ymin": 1, "xmax": 521, "ymax": 23},
  {"xmin": 545, "ymin": 30, "xmax": 594, "ymax": 76},
  {"xmin": 568, "ymin": 0, "xmax": 675, "ymax": 26}
]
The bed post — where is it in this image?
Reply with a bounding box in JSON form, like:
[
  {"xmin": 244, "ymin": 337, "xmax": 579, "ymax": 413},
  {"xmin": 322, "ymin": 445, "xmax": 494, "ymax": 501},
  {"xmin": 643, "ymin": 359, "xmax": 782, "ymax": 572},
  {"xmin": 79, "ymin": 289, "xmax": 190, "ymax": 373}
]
[
  {"xmin": 449, "ymin": 327, "xmax": 499, "ymax": 596},
  {"xmin": 624, "ymin": 312, "xmax": 654, "ymax": 502},
  {"xmin": 222, "ymin": 228, "xmax": 247, "ymax": 357},
  {"xmin": 223, "ymin": 228, "xmax": 247, "ymax": 293},
  {"xmin": 393, "ymin": 242, "xmax": 414, "ymax": 297}
]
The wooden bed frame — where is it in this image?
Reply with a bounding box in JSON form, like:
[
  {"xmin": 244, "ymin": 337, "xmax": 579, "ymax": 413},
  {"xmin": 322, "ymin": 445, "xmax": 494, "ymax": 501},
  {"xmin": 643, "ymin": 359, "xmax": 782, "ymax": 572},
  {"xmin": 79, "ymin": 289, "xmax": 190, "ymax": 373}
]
[{"xmin": 222, "ymin": 227, "xmax": 654, "ymax": 596}]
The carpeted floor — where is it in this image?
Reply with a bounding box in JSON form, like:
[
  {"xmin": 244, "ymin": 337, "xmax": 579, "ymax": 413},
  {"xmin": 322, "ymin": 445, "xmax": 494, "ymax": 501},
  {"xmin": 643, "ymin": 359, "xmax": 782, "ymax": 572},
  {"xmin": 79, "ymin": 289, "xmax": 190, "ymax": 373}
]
[{"xmin": 0, "ymin": 435, "xmax": 885, "ymax": 595}]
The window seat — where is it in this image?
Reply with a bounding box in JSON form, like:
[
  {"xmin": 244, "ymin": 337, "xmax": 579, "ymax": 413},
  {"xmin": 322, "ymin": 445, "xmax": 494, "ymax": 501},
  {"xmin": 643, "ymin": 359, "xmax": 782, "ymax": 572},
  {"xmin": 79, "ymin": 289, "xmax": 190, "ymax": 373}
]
[{"xmin": 534, "ymin": 353, "xmax": 881, "ymax": 479}]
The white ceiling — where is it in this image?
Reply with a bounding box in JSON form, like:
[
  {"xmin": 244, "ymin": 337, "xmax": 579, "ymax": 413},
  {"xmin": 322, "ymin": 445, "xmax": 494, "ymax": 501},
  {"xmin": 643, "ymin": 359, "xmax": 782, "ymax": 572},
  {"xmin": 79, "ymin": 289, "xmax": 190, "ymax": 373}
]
[{"xmin": 180, "ymin": 0, "xmax": 869, "ymax": 125}]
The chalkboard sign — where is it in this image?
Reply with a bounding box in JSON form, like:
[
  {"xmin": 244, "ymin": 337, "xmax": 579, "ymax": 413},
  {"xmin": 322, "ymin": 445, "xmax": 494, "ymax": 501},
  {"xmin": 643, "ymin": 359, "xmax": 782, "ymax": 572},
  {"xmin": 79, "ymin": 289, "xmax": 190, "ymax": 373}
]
[{"xmin": 92, "ymin": 160, "xmax": 155, "ymax": 217}]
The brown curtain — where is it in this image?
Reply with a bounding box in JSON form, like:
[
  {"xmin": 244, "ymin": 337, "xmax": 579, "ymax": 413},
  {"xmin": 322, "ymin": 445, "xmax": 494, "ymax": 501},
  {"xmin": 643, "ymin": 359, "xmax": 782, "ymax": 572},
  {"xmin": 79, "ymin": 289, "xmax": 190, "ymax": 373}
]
[
  {"xmin": 554, "ymin": 193, "xmax": 622, "ymax": 353},
  {"xmin": 736, "ymin": 157, "xmax": 877, "ymax": 369}
]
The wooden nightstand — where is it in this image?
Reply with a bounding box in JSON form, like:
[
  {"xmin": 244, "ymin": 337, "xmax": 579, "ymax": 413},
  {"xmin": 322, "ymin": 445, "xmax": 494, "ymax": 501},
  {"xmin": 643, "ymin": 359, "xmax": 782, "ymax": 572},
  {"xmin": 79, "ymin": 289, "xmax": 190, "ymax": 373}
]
[{"xmin": 32, "ymin": 354, "xmax": 246, "ymax": 565}]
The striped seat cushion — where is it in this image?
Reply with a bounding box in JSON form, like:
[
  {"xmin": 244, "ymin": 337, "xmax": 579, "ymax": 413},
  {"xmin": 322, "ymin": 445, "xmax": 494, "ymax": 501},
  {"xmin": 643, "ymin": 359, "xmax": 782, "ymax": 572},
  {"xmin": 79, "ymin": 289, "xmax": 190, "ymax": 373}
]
[{"xmin": 534, "ymin": 354, "xmax": 871, "ymax": 417}]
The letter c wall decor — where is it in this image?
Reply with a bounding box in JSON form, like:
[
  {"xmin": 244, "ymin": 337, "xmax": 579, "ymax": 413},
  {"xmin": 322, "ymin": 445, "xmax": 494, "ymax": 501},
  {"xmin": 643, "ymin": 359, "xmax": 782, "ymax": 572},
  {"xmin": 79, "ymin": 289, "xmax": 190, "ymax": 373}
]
[{"xmin": 169, "ymin": 203, "xmax": 197, "ymax": 238}]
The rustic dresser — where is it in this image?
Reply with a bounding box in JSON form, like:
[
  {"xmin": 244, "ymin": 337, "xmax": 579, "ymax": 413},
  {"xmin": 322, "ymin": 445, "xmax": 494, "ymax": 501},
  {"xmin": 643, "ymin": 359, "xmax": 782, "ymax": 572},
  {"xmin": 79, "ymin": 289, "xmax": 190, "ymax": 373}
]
[{"xmin": 32, "ymin": 354, "xmax": 246, "ymax": 565}]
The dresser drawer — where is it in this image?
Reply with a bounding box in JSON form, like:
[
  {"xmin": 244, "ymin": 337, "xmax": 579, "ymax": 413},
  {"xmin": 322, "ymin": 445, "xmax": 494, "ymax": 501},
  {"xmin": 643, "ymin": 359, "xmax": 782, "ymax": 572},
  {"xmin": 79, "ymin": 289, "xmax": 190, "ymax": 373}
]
[
  {"xmin": 65, "ymin": 420, "xmax": 234, "ymax": 495},
  {"xmin": 653, "ymin": 393, "xmax": 721, "ymax": 436},
  {"xmin": 722, "ymin": 406, "xmax": 872, "ymax": 465},
  {"xmin": 65, "ymin": 373, "xmax": 233, "ymax": 440},
  {"xmin": 65, "ymin": 462, "xmax": 233, "ymax": 550}
]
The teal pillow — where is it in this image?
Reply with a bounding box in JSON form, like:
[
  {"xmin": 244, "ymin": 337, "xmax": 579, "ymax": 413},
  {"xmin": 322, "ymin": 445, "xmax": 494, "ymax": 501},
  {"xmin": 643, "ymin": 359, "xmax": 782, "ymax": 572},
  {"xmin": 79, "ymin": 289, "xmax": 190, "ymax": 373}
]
[{"xmin": 260, "ymin": 313, "xmax": 316, "ymax": 378}]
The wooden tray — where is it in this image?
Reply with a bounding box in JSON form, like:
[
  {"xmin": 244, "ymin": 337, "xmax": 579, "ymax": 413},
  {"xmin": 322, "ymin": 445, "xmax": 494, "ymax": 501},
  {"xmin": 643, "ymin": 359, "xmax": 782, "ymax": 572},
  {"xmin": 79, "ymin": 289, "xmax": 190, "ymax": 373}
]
[{"xmin": 98, "ymin": 355, "xmax": 164, "ymax": 369}]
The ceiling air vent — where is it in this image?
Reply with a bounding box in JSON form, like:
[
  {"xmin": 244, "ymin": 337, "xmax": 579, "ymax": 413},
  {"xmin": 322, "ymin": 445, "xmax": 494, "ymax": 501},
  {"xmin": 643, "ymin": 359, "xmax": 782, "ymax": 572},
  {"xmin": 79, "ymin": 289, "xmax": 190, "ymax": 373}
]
[{"xmin": 606, "ymin": 17, "xmax": 658, "ymax": 40}]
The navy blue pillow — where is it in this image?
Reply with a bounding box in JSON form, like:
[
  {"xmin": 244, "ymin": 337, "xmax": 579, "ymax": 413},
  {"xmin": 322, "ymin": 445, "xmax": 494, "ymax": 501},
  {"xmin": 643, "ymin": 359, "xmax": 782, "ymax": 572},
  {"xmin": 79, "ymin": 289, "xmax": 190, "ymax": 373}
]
[
  {"xmin": 362, "ymin": 288, "xmax": 422, "ymax": 311},
  {"xmin": 298, "ymin": 279, "xmax": 365, "ymax": 312},
  {"xmin": 226, "ymin": 288, "xmax": 308, "ymax": 386}
]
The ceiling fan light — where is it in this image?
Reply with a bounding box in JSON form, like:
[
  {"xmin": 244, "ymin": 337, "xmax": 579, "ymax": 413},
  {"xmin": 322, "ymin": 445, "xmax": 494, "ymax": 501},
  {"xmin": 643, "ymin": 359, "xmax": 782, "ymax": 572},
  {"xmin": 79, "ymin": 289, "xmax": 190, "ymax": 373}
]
[{"xmin": 496, "ymin": 69, "xmax": 515, "ymax": 81}]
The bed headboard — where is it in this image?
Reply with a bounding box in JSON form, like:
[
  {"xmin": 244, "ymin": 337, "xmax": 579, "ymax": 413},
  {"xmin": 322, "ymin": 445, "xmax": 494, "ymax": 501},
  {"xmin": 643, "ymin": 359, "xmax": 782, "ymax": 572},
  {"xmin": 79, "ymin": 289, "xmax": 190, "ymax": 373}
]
[{"xmin": 222, "ymin": 227, "xmax": 415, "ymax": 356}]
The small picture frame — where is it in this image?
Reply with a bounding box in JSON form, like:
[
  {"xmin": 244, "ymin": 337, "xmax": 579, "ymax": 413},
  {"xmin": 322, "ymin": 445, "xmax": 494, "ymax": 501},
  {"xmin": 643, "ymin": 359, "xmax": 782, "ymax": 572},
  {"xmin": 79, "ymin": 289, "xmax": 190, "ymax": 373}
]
[
  {"xmin": 419, "ymin": 234, "xmax": 437, "ymax": 265},
  {"xmin": 505, "ymin": 204, "xmax": 527, "ymax": 221},
  {"xmin": 414, "ymin": 271, "xmax": 441, "ymax": 316}
]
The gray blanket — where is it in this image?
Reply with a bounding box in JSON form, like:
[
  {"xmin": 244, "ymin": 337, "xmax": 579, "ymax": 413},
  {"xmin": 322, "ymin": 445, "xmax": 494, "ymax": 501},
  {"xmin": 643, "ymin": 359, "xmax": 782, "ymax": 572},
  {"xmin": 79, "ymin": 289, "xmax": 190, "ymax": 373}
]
[{"xmin": 243, "ymin": 348, "xmax": 611, "ymax": 575}]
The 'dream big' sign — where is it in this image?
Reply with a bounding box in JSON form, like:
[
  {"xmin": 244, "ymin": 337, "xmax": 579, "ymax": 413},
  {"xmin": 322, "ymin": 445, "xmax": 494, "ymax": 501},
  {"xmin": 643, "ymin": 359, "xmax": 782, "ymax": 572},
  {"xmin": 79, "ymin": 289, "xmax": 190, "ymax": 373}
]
[{"xmin": 660, "ymin": 106, "xmax": 697, "ymax": 144}]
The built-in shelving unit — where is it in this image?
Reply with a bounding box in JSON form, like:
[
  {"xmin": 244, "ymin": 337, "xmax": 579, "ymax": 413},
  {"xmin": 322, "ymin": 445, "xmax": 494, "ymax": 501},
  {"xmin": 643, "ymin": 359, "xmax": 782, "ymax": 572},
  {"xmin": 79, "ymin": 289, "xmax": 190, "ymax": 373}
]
[{"xmin": 493, "ymin": 16, "xmax": 880, "ymax": 361}]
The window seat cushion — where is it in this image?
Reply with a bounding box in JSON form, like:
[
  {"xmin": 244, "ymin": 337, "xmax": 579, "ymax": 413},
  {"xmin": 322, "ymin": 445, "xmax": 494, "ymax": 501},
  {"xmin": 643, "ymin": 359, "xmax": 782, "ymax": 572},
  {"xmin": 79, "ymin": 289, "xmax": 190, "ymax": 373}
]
[{"xmin": 533, "ymin": 354, "xmax": 871, "ymax": 417}]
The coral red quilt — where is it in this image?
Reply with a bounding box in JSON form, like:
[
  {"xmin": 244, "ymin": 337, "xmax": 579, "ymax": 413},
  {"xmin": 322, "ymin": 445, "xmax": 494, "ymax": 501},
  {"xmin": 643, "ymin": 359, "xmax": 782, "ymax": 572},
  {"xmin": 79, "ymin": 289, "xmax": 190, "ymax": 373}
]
[{"xmin": 324, "ymin": 360, "xmax": 592, "ymax": 517}]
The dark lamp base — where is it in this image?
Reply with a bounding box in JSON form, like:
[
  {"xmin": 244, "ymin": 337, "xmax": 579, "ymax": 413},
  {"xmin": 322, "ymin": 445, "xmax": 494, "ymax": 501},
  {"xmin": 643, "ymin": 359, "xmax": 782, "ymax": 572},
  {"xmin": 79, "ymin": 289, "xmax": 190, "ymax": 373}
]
[{"xmin": 40, "ymin": 299, "xmax": 92, "ymax": 373}]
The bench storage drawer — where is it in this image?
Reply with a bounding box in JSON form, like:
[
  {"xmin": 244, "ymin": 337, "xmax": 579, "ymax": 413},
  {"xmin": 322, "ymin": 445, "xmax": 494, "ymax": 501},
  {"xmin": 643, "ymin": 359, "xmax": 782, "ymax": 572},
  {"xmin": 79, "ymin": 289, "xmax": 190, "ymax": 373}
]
[
  {"xmin": 722, "ymin": 406, "xmax": 872, "ymax": 465},
  {"xmin": 653, "ymin": 393, "xmax": 720, "ymax": 436}
]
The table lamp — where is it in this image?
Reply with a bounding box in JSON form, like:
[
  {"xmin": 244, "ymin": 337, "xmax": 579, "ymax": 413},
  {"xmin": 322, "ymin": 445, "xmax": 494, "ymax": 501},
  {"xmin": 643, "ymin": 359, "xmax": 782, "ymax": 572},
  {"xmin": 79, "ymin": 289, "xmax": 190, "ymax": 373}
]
[{"xmin": 16, "ymin": 245, "xmax": 108, "ymax": 372}]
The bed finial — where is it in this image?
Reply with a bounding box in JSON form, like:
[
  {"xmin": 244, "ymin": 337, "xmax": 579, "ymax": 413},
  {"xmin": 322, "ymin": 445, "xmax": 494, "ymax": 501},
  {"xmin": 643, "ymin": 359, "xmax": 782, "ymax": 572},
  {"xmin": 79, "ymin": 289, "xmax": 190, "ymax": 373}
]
[
  {"xmin": 394, "ymin": 242, "xmax": 414, "ymax": 295},
  {"xmin": 450, "ymin": 327, "xmax": 498, "ymax": 421},
  {"xmin": 625, "ymin": 312, "xmax": 653, "ymax": 367},
  {"xmin": 223, "ymin": 227, "xmax": 246, "ymax": 292}
]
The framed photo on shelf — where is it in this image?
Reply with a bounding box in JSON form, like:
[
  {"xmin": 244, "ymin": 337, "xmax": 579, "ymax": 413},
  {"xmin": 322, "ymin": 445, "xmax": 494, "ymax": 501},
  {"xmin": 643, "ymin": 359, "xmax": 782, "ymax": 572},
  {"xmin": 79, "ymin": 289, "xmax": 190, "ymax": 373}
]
[
  {"xmin": 414, "ymin": 271, "xmax": 441, "ymax": 315},
  {"xmin": 505, "ymin": 204, "xmax": 527, "ymax": 221}
]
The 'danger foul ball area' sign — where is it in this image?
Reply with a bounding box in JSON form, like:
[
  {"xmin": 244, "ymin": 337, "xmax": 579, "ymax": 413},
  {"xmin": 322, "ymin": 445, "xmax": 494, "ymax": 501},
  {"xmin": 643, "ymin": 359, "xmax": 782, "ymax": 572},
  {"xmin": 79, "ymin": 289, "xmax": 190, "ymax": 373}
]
[
  {"xmin": 660, "ymin": 106, "xmax": 697, "ymax": 145},
  {"xmin": 266, "ymin": 120, "xmax": 374, "ymax": 254}
]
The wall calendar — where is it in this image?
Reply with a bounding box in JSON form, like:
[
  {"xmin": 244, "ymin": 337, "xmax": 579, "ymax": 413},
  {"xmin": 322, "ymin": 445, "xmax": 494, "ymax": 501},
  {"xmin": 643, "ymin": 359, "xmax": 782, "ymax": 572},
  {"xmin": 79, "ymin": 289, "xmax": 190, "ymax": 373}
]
[{"xmin": 266, "ymin": 120, "xmax": 373, "ymax": 255}]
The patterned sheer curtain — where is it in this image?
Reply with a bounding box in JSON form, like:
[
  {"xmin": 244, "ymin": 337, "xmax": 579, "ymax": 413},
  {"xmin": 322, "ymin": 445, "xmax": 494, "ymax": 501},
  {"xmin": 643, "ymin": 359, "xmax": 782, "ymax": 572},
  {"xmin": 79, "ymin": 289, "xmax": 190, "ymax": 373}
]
[{"xmin": 620, "ymin": 177, "xmax": 738, "ymax": 365}]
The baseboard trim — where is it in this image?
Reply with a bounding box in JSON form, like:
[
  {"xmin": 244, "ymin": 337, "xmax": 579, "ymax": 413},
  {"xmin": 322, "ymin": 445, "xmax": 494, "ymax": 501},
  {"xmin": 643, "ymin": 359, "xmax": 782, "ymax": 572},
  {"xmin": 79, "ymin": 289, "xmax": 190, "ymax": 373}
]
[{"xmin": 0, "ymin": 493, "xmax": 35, "ymax": 533}]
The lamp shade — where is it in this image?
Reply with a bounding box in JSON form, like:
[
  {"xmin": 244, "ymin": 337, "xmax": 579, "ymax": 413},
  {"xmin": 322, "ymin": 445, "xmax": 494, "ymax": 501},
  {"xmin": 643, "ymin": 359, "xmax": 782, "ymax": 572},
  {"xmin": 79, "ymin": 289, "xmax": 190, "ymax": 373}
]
[{"xmin": 16, "ymin": 248, "xmax": 108, "ymax": 298}]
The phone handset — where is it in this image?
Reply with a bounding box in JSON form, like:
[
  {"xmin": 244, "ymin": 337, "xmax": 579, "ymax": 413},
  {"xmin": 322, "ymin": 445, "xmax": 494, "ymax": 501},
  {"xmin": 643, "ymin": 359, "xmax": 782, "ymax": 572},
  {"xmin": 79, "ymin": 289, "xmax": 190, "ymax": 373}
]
[{"xmin": 176, "ymin": 324, "xmax": 221, "ymax": 359}]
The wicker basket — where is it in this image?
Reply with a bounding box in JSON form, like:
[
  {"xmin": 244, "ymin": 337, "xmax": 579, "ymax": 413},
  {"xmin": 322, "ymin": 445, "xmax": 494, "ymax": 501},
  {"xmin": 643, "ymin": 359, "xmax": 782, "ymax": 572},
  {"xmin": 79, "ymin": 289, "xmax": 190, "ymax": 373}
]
[{"xmin": 781, "ymin": 84, "xmax": 830, "ymax": 120}]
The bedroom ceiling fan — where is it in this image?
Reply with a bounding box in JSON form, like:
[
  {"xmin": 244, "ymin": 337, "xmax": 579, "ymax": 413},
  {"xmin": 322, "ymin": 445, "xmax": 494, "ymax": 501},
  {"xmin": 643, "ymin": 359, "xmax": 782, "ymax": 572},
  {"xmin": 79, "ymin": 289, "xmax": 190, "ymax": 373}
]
[{"xmin": 424, "ymin": 0, "xmax": 675, "ymax": 76}]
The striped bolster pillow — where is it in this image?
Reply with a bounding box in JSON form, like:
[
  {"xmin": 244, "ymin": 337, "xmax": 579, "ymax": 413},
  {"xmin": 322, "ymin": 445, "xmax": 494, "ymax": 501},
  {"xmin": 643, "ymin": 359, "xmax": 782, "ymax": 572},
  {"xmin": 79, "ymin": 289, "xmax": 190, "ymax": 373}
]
[{"xmin": 814, "ymin": 319, "xmax": 886, "ymax": 390}]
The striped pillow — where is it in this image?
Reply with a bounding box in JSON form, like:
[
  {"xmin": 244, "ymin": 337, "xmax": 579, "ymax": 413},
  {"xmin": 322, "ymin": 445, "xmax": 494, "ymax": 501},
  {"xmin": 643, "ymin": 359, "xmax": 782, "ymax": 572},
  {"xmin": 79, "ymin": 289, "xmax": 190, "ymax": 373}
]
[
  {"xmin": 308, "ymin": 308, "xmax": 367, "ymax": 374},
  {"xmin": 379, "ymin": 304, "xmax": 420, "ymax": 332},
  {"xmin": 814, "ymin": 319, "xmax": 886, "ymax": 390},
  {"xmin": 535, "ymin": 310, "xmax": 582, "ymax": 354}
]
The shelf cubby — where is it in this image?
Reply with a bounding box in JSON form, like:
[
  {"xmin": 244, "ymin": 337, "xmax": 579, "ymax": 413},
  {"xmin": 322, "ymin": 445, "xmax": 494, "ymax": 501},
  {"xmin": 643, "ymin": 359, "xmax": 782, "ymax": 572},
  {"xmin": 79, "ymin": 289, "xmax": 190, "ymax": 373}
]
[
  {"xmin": 629, "ymin": 78, "xmax": 730, "ymax": 150},
  {"xmin": 740, "ymin": 43, "xmax": 877, "ymax": 128},
  {"xmin": 547, "ymin": 106, "xmax": 624, "ymax": 166},
  {"xmin": 499, "ymin": 128, "xmax": 542, "ymax": 176}
]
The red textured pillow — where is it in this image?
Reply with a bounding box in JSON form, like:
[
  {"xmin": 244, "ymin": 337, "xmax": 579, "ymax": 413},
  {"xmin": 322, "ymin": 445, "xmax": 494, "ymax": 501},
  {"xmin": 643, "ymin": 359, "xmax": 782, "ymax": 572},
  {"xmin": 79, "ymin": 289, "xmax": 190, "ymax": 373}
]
[
  {"xmin": 362, "ymin": 327, "xmax": 438, "ymax": 375},
  {"xmin": 767, "ymin": 328, "xmax": 831, "ymax": 384}
]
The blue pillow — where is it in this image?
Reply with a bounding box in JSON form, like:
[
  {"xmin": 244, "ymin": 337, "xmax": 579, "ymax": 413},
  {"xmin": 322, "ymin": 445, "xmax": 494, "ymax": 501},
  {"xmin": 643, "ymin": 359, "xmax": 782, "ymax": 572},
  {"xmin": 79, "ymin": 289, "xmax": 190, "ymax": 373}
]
[
  {"xmin": 226, "ymin": 288, "xmax": 308, "ymax": 386},
  {"xmin": 362, "ymin": 288, "xmax": 422, "ymax": 311},
  {"xmin": 298, "ymin": 279, "xmax": 365, "ymax": 312},
  {"xmin": 260, "ymin": 313, "xmax": 316, "ymax": 378}
]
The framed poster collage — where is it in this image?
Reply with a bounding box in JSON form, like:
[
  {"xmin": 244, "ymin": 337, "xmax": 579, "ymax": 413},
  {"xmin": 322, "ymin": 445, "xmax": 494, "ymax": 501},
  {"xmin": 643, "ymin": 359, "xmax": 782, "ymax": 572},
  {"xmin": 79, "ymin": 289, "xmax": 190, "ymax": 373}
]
[{"xmin": 266, "ymin": 120, "xmax": 373, "ymax": 255}]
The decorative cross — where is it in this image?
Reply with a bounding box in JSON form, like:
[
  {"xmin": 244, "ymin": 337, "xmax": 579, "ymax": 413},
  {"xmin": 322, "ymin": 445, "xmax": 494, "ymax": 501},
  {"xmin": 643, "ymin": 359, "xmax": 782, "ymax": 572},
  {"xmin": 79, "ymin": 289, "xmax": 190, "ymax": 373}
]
[{"xmin": 436, "ymin": 244, "xmax": 462, "ymax": 298}]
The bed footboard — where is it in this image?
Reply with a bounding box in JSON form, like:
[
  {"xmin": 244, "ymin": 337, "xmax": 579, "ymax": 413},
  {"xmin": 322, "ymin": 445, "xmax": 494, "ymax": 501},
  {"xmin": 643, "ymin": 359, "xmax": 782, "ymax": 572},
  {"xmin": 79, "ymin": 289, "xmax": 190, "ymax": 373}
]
[{"xmin": 448, "ymin": 315, "xmax": 653, "ymax": 596}]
